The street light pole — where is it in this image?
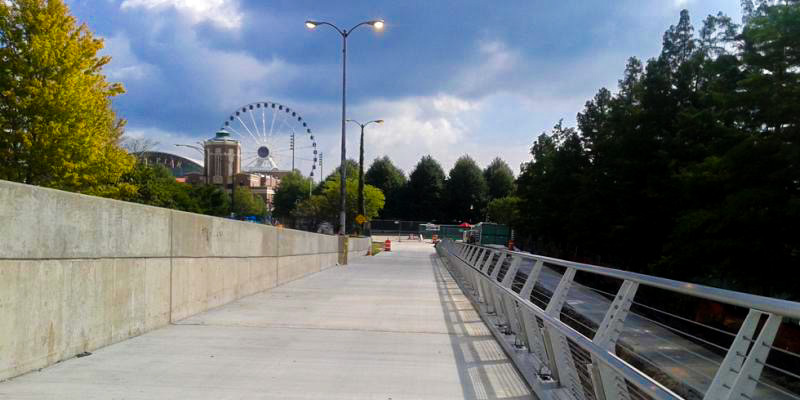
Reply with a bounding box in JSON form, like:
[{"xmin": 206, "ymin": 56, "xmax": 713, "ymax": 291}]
[
  {"xmin": 347, "ymin": 119, "xmax": 383, "ymax": 233},
  {"xmin": 306, "ymin": 19, "xmax": 384, "ymax": 236}
]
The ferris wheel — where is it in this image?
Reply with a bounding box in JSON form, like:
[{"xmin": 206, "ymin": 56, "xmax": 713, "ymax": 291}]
[{"xmin": 221, "ymin": 101, "xmax": 318, "ymax": 178}]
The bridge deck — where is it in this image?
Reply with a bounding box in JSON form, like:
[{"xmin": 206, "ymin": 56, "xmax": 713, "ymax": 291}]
[{"xmin": 0, "ymin": 241, "xmax": 531, "ymax": 399}]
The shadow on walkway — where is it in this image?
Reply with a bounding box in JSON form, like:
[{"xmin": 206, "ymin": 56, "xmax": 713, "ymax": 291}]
[{"xmin": 431, "ymin": 254, "xmax": 533, "ymax": 400}]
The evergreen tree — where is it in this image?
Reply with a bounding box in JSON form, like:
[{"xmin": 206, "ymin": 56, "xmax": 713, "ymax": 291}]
[
  {"xmin": 406, "ymin": 156, "xmax": 446, "ymax": 222},
  {"xmin": 483, "ymin": 157, "xmax": 515, "ymax": 201},
  {"xmin": 445, "ymin": 155, "xmax": 488, "ymax": 223},
  {"xmin": 365, "ymin": 156, "xmax": 407, "ymax": 219},
  {"xmin": 513, "ymin": 2, "xmax": 800, "ymax": 298}
]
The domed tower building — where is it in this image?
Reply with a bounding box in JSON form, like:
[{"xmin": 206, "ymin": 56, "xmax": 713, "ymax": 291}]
[
  {"xmin": 185, "ymin": 129, "xmax": 280, "ymax": 213},
  {"xmin": 205, "ymin": 130, "xmax": 241, "ymax": 188}
]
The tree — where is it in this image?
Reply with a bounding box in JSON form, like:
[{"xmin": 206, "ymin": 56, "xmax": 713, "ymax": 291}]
[
  {"xmin": 511, "ymin": 2, "xmax": 800, "ymax": 300},
  {"xmin": 365, "ymin": 156, "xmax": 407, "ymax": 218},
  {"xmin": 445, "ymin": 155, "xmax": 488, "ymax": 223},
  {"xmin": 483, "ymin": 157, "xmax": 515, "ymax": 200},
  {"xmin": 232, "ymin": 186, "xmax": 266, "ymax": 217},
  {"xmin": 121, "ymin": 136, "xmax": 160, "ymax": 161},
  {"xmin": 661, "ymin": 9, "xmax": 696, "ymax": 72},
  {"xmin": 486, "ymin": 196, "xmax": 521, "ymax": 227},
  {"xmin": 406, "ymin": 156, "xmax": 446, "ymax": 222},
  {"xmin": 0, "ymin": 0, "xmax": 133, "ymax": 192},
  {"xmin": 320, "ymin": 159, "xmax": 359, "ymax": 188},
  {"xmin": 116, "ymin": 163, "xmax": 200, "ymax": 213},
  {"xmin": 190, "ymin": 184, "xmax": 230, "ymax": 217},
  {"xmin": 319, "ymin": 178, "xmax": 385, "ymax": 233},
  {"xmin": 292, "ymin": 194, "xmax": 328, "ymax": 231},
  {"xmin": 272, "ymin": 171, "xmax": 312, "ymax": 225}
]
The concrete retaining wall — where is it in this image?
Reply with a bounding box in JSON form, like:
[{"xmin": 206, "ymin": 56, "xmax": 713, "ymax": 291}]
[
  {"xmin": 0, "ymin": 180, "xmax": 362, "ymax": 381},
  {"xmin": 348, "ymin": 237, "xmax": 372, "ymax": 259}
]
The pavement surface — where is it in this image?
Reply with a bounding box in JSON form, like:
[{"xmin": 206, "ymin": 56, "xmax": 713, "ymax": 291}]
[{"xmin": 0, "ymin": 241, "xmax": 532, "ymax": 399}]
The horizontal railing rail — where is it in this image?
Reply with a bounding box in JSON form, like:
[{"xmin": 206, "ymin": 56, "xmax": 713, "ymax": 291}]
[{"xmin": 436, "ymin": 239, "xmax": 800, "ymax": 400}]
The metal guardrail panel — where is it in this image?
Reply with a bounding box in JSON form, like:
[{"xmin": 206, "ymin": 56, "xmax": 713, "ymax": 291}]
[{"xmin": 435, "ymin": 240, "xmax": 800, "ymax": 400}]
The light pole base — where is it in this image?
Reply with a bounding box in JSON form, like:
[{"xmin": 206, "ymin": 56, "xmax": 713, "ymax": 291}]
[{"xmin": 338, "ymin": 235, "xmax": 349, "ymax": 265}]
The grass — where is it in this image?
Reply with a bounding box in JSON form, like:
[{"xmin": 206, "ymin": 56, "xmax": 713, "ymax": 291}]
[{"xmin": 371, "ymin": 241, "xmax": 383, "ymax": 255}]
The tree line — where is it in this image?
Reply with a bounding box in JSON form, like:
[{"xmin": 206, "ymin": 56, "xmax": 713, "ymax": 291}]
[
  {"xmin": 273, "ymin": 154, "xmax": 516, "ymax": 231},
  {"xmin": 513, "ymin": 1, "xmax": 799, "ymax": 299}
]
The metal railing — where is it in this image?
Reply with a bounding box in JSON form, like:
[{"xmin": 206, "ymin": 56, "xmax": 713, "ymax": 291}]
[{"xmin": 436, "ymin": 239, "xmax": 800, "ymax": 400}]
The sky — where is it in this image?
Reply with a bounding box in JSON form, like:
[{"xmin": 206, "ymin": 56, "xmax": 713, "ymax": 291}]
[{"xmin": 66, "ymin": 0, "xmax": 742, "ymax": 178}]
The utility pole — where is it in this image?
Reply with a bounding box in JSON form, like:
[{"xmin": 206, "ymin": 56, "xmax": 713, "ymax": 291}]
[{"xmin": 290, "ymin": 132, "xmax": 295, "ymax": 171}]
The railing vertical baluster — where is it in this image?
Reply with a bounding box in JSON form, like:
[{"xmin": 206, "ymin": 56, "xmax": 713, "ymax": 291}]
[
  {"xmin": 543, "ymin": 267, "xmax": 580, "ymax": 396},
  {"xmin": 727, "ymin": 313, "xmax": 783, "ymax": 400},
  {"xmin": 517, "ymin": 259, "xmax": 545, "ymax": 355},
  {"xmin": 499, "ymin": 256, "xmax": 523, "ymax": 335},
  {"xmin": 704, "ymin": 309, "xmax": 761, "ymax": 400},
  {"xmin": 591, "ymin": 280, "xmax": 638, "ymax": 400}
]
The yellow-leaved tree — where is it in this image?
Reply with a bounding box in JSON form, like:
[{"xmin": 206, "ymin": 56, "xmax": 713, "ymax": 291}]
[{"xmin": 0, "ymin": 0, "xmax": 134, "ymax": 194}]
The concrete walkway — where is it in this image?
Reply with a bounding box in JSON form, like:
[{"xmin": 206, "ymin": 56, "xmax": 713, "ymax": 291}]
[{"xmin": 0, "ymin": 241, "xmax": 531, "ymax": 399}]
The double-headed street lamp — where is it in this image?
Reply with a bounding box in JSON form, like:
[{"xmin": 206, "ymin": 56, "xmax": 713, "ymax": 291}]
[
  {"xmin": 305, "ymin": 19, "xmax": 384, "ymax": 236},
  {"xmin": 347, "ymin": 119, "xmax": 383, "ymax": 231}
]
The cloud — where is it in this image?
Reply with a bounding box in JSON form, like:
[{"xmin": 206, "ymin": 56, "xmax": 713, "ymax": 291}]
[
  {"xmin": 453, "ymin": 39, "xmax": 522, "ymax": 97},
  {"xmin": 120, "ymin": 0, "xmax": 242, "ymax": 30},
  {"xmin": 101, "ymin": 33, "xmax": 158, "ymax": 81}
]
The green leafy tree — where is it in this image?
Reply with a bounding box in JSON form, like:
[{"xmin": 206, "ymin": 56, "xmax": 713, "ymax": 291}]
[
  {"xmin": 292, "ymin": 194, "xmax": 328, "ymax": 231},
  {"xmin": 190, "ymin": 184, "xmax": 230, "ymax": 217},
  {"xmin": 486, "ymin": 196, "xmax": 521, "ymax": 227},
  {"xmin": 483, "ymin": 157, "xmax": 515, "ymax": 200},
  {"xmin": 233, "ymin": 186, "xmax": 266, "ymax": 217},
  {"xmin": 365, "ymin": 156, "xmax": 407, "ymax": 218},
  {"xmin": 318, "ymin": 159, "xmax": 359, "ymax": 191},
  {"xmin": 406, "ymin": 155, "xmax": 446, "ymax": 222},
  {"xmin": 117, "ymin": 163, "xmax": 200, "ymax": 212},
  {"xmin": 272, "ymin": 171, "xmax": 312, "ymax": 225},
  {"xmin": 445, "ymin": 155, "xmax": 488, "ymax": 223},
  {"xmin": 0, "ymin": 0, "xmax": 133, "ymax": 192},
  {"xmin": 320, "ymin": 178, "xmax": 385, "ymax": 233}
]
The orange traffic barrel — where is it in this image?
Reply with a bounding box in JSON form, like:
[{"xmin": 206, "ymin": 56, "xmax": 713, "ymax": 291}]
[{"xmin": 384, "ymin": 239, "xmax": 392, "ymax": 252}]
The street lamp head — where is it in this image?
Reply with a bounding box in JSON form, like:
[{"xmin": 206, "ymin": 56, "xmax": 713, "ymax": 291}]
[
  {"xmin": 370, "ymin": 20, "xmax": 385, "ymax": 30},
  {"xmin": 375, "ymin": 119, "xmax": 384, "ymax": 124},
  {"xmin": 305, "ymin": 20, "xmax": 318, "ymax": 29}
]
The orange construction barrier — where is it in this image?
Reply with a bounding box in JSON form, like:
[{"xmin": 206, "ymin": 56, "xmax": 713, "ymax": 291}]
[{"xmin": 384, "ymin": 239, "xmax": 392, "ymax": 252}]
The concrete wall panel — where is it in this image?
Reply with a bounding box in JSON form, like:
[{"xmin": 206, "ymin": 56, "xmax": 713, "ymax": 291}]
[
  {"xmin": 170, "ymin": 211, "xmax": 277, "ymax": 258},
  {"xmin": 0, "ymin": 180, "xmax": 170, "ymax": 259},
  {"xmin": 278, "ymin": 229, "xmax": 321, "ymax": 256},
  {"xmin": 277, "ymin": 255, "xmax": 320, "ymax": 285}
]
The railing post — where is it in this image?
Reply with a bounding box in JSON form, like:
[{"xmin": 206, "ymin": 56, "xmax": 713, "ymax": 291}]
[
  {"xmin": 470, "ymin": 247, "xmax": 484, "ymax": 265},
  {"xmin": 498, "ymin": 255, "xmax": 523, "ymax": 335},
  {"xmin": 704, "ymin": 309, "xmax": 762, "ymax": 400},
  {"xmin": 725, "ymin": 313, "xmax": 782, "ymax": 400},
  {"xmin": 518, "ymin": 260, "xmax": 546, "ymax": 356},
  {"xmin": 475, "ymin": 251, "xmax": 498, "ymax": 302},
  {"xmin": 545, "ymin": 267, "xmax": 576, "ymax": 317},
  {"xmin": 480, "ymin": 252, "xmax": 503, "ymax": 312},
  {"xmin": 594, "ymin": 280, "xmax": 638, "ymax": 351},
  {"xmin": 519, "ymin": 259, "xmax": 543, "ymax": 303},
  {"xmin": 543, "ymin": 267, "xmax": 580, "ymax": 394},
  {"xmin": 591, "ymin": 280, "xmax": 638, "ymax": 400}
]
